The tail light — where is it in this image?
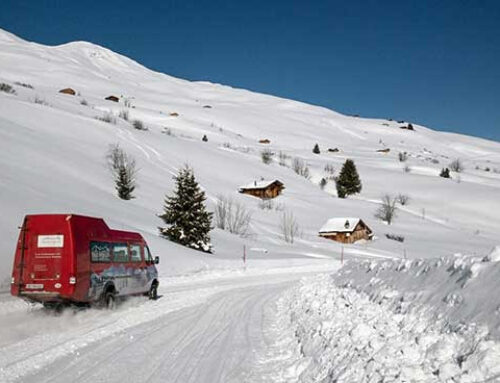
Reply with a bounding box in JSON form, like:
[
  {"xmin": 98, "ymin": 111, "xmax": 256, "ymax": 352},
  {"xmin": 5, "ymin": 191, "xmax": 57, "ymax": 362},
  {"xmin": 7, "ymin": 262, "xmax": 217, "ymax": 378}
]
[
  {"xmin": 11, "ymin": 277, "xmax": 15, "ymax": 284},
  {"xmin": 69, "ymin": 276, "xmax": 76, "ymax": 284}
]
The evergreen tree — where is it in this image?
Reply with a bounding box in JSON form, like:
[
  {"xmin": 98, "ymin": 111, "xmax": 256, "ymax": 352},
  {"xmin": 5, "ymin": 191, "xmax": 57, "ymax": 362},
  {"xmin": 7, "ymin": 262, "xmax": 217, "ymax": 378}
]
[
  {"xmin": 159, "ymin": 166, "xmax": 213, "ymax": 253},
  {"xmin": 440, "ymin": 168, "xmax": 451, "ymax": 178},
  {"xmin": 336, "ymin": 159, "xmax": 362, "ymax": 198},
  {"xmin": 106, "ymin": 144, "xmax": 137, "ymax": 201},
  {"xmin": 116, "ymin": 165, "xmax": 136, "ymax": 200},
  {"xmin": 313, "ymin": 143, "xmax": 320, "ymax": 154}
]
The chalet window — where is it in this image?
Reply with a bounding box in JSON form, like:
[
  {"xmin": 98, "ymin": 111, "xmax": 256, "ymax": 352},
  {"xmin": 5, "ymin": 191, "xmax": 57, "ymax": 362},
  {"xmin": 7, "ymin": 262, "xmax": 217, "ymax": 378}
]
[
  {"xmin": 112, "ymin": 243, "xmax": 129, "ymax": 262},
  {"xmin": 90, "ymin": 241, "xmax": 111, "ymax": 263},
  {"xmin": 130, "ymin": 244, "xmax": 142, "ymax": 262}
]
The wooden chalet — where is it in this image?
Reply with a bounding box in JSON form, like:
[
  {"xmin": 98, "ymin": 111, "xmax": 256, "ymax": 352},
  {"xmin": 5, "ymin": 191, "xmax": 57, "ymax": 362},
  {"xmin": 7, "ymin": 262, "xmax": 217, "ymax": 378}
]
[
  {"xmin": 105, "ymin": 95, "xmax": 120, "ymax": 102},
  {"xmin": 59, "ymin": 88, "xmax": 76, "ymax": 95},
  {"xmin": 239, "ymin": 180, "xmax": 284, "ymax": 199},
  {"xmin": 319, "ymin": 217, "xmax": 373, "ymax": 244}
]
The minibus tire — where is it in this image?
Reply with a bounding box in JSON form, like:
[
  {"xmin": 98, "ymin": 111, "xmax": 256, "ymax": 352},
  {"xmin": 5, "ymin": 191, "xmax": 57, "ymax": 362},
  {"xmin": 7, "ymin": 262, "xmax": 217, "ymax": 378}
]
[
  {"xmin": 104, "ymin": 292, "xmax": 116, "ymax": 310},
  {"xmin": 149, "ymin": 284, "xmax": 158, "ymax": 300}
]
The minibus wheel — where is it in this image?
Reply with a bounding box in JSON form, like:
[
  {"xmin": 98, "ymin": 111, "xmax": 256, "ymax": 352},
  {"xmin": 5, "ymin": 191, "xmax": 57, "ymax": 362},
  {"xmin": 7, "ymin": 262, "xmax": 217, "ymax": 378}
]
[
  {"xmin": 104, "ymin": 292, "xmax": 116, "ymax": 310},
  {"xmin": 149, "ymin": 284, "xmax": 158, "ymax": 300}
]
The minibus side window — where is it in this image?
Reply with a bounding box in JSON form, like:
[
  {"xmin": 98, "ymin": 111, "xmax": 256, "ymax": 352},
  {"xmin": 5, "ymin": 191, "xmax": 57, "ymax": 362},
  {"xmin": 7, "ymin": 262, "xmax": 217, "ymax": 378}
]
[
  {"xmin": 130, "ymin": 244, "xmax": 142, "ymax": 262},
  {"xmin": 112, "ymin": 243, "xmax": 129, "ymax": 262},
  {"xmin": 145, "ymin": 246, "xmax": 153, "ymax": 263},
  {"xmin": 90, "ymin": 242, "xmax": 111, "ymax": 263}
]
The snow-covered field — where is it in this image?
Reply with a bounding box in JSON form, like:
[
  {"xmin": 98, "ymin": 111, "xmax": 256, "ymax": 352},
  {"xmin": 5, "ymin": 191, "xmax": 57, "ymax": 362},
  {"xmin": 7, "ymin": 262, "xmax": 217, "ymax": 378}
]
[{"xmin": 1, "ymin": 28, "xmax": 500, "ymax": 382}]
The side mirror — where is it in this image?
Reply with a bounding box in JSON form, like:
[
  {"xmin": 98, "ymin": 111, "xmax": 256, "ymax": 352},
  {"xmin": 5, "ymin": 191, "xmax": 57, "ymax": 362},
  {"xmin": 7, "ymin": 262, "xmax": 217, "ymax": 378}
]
[{"xmin": 154, "ymin": 256, "xmax": 160, "ymax": 264}]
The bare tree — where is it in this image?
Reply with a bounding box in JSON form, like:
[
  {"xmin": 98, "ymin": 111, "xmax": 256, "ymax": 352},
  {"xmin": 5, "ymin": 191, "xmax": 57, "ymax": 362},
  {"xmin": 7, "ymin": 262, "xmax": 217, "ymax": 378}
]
[
  {"xmin": 106, "ymin": 144, "xmax": 137, "ymax": 200},
  {"xmin": 261, "ymin": 149, "xmax": 273, "ymax": 164},
  {"xmin": 292, "ymin": 157, "xmax": 310, "ymax": 179},
  {"xmin": 396, "ymin": 193, "xmax": 410, "ymax": 206},
  {"xmin": 214, "ymin": 195, "xmax": 252, "ymax": 236},
  {"xmin": 449, "ymin": 158, "xmax": 464, "ymax": 173},
  {"xmin": 375, "ymin": 194, "xmax": 398, "ymax": 225},
  {"xmin": 280, "ymin": 210, "xmax": 300, "ymax": 244}
]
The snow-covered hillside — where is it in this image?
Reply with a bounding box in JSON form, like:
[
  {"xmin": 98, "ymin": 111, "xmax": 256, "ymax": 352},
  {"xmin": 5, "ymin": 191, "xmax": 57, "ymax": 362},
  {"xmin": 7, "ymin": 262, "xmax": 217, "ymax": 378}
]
[{"xmin": 1, "ymin": 27, "xmax": 500, "ymax": 286}]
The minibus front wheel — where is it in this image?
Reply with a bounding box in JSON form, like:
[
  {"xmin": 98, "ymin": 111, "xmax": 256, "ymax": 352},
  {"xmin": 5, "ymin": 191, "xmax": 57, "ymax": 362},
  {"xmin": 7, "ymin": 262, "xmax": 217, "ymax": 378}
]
[
  {"xmin": 149, "ymin": 282, "xmax": 158, "ymax": 300},
  {"xmin": 104, "ymin": 291, "xmax": 116, "ymax": 310}
]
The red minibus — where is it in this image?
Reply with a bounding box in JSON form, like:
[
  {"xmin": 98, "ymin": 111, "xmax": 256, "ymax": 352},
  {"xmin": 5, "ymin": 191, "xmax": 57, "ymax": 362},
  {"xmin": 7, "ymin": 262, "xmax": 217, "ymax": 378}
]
[{"xmin": 11, "ymin": 214, "xmax": 159, "ymax": 309}]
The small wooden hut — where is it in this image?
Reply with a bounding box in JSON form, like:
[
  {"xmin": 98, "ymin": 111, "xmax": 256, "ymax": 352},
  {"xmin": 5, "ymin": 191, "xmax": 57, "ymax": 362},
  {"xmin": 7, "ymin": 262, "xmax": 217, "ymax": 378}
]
[
  {"xmin": 59, "ymin": 88, "xmax": 76, "ymax": 95},
  {"xmin": 105, "ymin": 95, "xmax": 120, "ymax": 102},
  {"xmin": 239, "ymin": 180, "xmax": 284, "ymax": 199},
  {"xmin": 319, "ymin": 218, "xmax": 373, "ymax": 244}
]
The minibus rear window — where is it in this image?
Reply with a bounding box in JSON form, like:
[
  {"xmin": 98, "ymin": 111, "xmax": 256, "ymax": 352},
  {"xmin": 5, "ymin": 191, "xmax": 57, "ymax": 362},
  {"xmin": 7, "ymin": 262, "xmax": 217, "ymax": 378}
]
[
  {"xmin": 90, "ymin": 242, "xmax": 111, "ymax": 262},
  {"xmin": 113, "ymin": 243, "xmax": 129, "ymax": 262}
]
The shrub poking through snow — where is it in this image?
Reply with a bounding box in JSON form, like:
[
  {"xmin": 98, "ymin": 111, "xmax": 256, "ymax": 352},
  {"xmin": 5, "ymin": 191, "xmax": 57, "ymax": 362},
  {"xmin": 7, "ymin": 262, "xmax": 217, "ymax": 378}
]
[
  {"xmin": 106, "ymin": 144, "xmax": 137, "ymax": 200},
  {"xmin": 159, "ymin": 166, "xmax": 213, "ymax": 253},
  {"xmin": 261, "ymin": 149, "xmax": 273, "ymax": 164},
  {"xmin": 278, "ymin": 151, "xmax": 289, "ymax": 166},
  {"xmin": 80, "ymin": 99, "xmax": 88, "ymax": 106},
  {"xmin": 440, "ymin": 168, "xmax": 451, "ymax": 178},
  {"xmin": 403, "ymin": 164, "xmax": 411, "ymax": 173},
  {"xmin": 0, "ymin": 83, "xmax": 15, "ymax": 94},
  {"xmin": 214, "ymin": 195, "xmax": 252, "ymax": 236},
  {"xmin": 202, "ymin": 134, "xmax": 208, "ymax": 142},
  {"xmin": 375, "ymin": 194, "xmax": 397, "ymax": 224},
  {"xmin": 292, "ymin": 157, "xmax": 310, "ymax": 179},
  {"xmin": 449, "ymin": 158, "xmax": 464, "ymax": 173},
  {"xmin": 280, "ymin": 210, "xmax": 300, "ymax": 244},
  {"xmin": 319, "ymin": 178, "xmax": 327, "ymax": 190},
  {"xmin": 96, "ymin": 112, "xmax": 116, "ymax": 124},
  {"xmin": 396, "ymin": 193, "xmax": 410, "ymax": 206},
  {"xmin": 336, "ymin": 159, "xmax": 362, "ymax": 198},
  {"xmin": 385, "ymin": 233, "xmax": 405, "ymax": 242},
  {"xmin": 398, "ymin": 151, "xmax": 408, "ymax": 162},
  {"xmin": 324, "ymin": 163, "xmax": 335, "ymax": 178},
  {"xmin": 258, "ymin": 199, "xmax": 274, "ymax": 210},
  {"xmin": 118, "ymin": 109, "xmax": 129, "ymax": 121},
  {"xmin": 14, "ymin": 81, "xmax": 33, "ymax": 89},
  {"xmin": 33, "ymin": 96, "xmax": 49, "ymax": 106},
  {"xmin": 132, "ymin": 119, "xmax": 146, "ymax": 130},
  {"xmin": 313, "ymin": 143, "xmax": 320, "ymax": 154}
]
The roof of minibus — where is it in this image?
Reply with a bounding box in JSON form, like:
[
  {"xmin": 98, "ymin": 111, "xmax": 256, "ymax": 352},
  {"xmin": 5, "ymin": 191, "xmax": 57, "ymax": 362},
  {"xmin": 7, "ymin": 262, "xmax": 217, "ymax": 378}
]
[{"xmin": 25, "ymin": 214, "xmax": 144, "ymax": 241}]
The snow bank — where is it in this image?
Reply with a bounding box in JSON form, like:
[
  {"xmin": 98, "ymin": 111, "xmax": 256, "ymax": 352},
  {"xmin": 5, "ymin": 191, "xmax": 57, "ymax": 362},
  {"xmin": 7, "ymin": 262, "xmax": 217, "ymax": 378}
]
[{"xmin": 263, "ymin": 247, "xmax": 500, "ymax": 382}]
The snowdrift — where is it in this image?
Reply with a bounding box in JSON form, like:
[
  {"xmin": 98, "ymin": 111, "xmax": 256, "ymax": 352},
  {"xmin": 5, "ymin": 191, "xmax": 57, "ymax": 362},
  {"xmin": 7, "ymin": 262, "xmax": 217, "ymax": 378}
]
[{"xmin": 266, "ymin": 247, "xmax": 500, "ymax": 382}]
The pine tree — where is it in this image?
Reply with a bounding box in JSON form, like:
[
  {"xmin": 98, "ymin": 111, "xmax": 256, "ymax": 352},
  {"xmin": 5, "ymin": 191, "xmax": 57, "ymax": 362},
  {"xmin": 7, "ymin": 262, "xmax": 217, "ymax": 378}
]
[
  {"xmin": 159, "ymin": 166, "xmax": 213, "ymax": 253},
  {"xmin": 313, "ymin": 143, "xmax": 320, "ymax": 154},
  {"xmin": 336, "ymin": 159, "xmax": 362, "ymax": 198},
  {"xmin": 106, "ymin": 144, "xmax": 137, "ymax": 201},
  {"xmin": 116, "ymin": 166, "xmax": 135, "ymax": 200},
  {"xmin": 440, "ymin": 168, "xmax": 451, "ymax": 178}
]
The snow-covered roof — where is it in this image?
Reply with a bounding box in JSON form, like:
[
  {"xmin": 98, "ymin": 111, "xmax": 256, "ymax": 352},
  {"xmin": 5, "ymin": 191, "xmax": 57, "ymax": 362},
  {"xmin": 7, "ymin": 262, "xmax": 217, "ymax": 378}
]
[
  {"xmin": 239, "ymin": 179, "xmax": 283, "ymax": 191},
  {"xmin": 319, "ymin": 218, "xmax": 362, "ymax": 233}
]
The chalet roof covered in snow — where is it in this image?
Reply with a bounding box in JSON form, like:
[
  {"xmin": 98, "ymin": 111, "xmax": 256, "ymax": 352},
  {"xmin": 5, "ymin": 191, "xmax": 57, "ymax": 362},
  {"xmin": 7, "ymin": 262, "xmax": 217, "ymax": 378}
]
[
  {"xmin": 239, "ymin": 179, "xmax": 283, "ymax": 191},
  {"xmin": 319, "ymin": 218, "xmax": 362, "ymax": 233}
]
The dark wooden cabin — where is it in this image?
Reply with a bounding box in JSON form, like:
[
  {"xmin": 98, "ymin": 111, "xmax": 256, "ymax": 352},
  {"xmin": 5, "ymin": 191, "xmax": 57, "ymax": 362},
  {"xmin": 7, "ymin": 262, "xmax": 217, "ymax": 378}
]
[
  {"xmin": 239, "ymin": 180, "xmax": 284, "ymax": 199},
  {"xmin": 319, "ymin": 218, "xmax": 373, "ymax": 244},
  {"xmin": 59, "ymin": 88, "xmax": 76, "ymax": 95},
  {"xmin": 105, "ymin": 95, "xmax": 120, "ymax": 102}
]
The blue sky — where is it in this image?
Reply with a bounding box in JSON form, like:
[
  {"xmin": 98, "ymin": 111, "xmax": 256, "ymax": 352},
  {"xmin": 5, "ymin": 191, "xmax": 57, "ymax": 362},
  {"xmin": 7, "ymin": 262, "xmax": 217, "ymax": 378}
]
[{"xmin": 1, "ymin": 0, "xmax": 499, "ymax": 141}]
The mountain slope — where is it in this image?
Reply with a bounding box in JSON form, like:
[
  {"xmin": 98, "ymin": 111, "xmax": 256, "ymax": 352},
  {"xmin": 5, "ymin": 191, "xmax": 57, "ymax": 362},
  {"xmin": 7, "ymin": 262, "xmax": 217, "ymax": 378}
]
[{"xmin": 0, "ymin": 28, "xmax": 499, "ymax": 283}]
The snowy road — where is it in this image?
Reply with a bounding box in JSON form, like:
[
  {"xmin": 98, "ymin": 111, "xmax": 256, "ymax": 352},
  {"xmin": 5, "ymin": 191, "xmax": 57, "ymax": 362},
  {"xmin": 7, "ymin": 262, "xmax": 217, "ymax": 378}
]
[{"xmin": 0, "ymin": 266, "xmax": 337, "ymax": 383}]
